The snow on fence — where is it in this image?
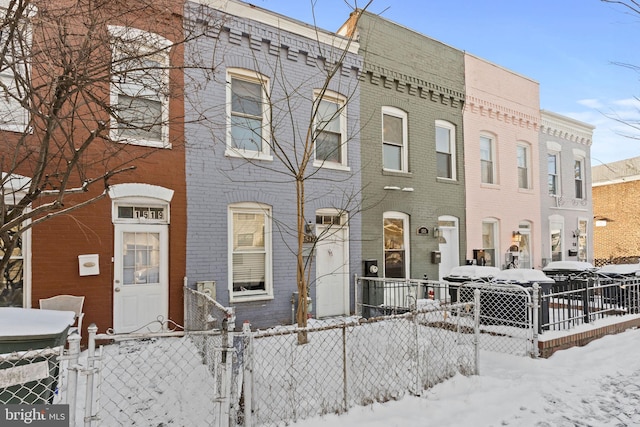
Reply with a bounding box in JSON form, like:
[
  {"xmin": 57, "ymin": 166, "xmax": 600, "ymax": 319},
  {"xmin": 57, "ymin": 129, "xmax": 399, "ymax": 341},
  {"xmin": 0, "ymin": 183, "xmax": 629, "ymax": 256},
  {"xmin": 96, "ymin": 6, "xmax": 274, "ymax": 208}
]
[
  {"xmin": 359, "ymin": 277, "xmax": 537, "ymax": 358},
  {"xmin": 241, "ymin": 301, "xmax": 479, "ymax": 426}
]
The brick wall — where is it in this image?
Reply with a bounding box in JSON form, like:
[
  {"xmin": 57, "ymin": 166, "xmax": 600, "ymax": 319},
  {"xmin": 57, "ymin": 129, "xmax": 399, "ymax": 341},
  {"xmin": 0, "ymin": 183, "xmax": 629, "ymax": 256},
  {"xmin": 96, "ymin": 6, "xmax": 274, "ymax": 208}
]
[{"xmin": 356, "ymin": 12, "xmax": 466, "ymax": 281}]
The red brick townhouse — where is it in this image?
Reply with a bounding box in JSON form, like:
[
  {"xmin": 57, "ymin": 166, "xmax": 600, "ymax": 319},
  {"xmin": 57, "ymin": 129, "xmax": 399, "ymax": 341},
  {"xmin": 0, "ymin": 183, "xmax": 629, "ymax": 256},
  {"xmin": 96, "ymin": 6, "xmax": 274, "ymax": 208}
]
[{"xmin": 1, "ymin": 0, "xmax": 188, "ymax": 333}]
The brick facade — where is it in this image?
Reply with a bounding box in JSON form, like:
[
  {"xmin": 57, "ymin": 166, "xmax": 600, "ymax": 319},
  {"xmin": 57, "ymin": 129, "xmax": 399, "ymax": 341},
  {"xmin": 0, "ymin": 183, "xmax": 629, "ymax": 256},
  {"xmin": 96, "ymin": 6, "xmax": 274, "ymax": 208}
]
[
  {"xmin": 592, "ymin": 157, "xmax": 640, "ymax": 262},
  {"xmin": 184, "ymin": 1, "xmax": 362, "ymax": 328},
  {"xmin": 354, "ymin": 11, "xmax": 466, "ymax": 282},
  {"xmin": 3, "ymin": 0, "xmax": 187, "ymax": 334}
]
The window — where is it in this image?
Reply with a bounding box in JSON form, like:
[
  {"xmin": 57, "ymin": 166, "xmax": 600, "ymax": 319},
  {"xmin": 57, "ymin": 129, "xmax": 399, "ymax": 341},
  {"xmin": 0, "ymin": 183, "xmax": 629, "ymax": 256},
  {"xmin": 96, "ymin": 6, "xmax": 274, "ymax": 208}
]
[
  {"xmin": 226, "ymin": 69, "xmax": 271, "ymax": 160},
  {"xmin": 382, "ymin": 107, "xmax": 408, "ymax": 172},
  {"xmin": 480, "ymin": 135, "xmax": 495, "ymax": 184},
  {"xmin": 0, "ymin": 11, "xmax": 29, "ymax": 132},
  {"xmin": 548, "ymin": 153, "xmax": 559, "ymax": 195},
  {"xmin": 517, "ymin": 143, "xmax": 530, "ymax": 189},
  {"xmin": 383, "ymin": 212, "xmax": 409, "ymax": 278},
  {"xmin": 481, "ymin": 220, "xmax": 498, "ymax": 267},
  {"xmin": 436, "ymin": 120, "xmax": 456, "ymax": 179},
  {"xmin": 313, "ymin": 90, "xmax": 347, "ymax": 168},
  {"xmin": 1, "ymin": 173, "xmax": 31, "ymax": 307},
  {"xmin": 228, "ymin": 203, "xmax": 272, "ymax": 300},
  {"xmin": 574, "ymin": 159, "xmax": 584, "ymax": 199},
  {"xmin": 109, "ymin": 26, "xmax": 171, "ymax": 148}
]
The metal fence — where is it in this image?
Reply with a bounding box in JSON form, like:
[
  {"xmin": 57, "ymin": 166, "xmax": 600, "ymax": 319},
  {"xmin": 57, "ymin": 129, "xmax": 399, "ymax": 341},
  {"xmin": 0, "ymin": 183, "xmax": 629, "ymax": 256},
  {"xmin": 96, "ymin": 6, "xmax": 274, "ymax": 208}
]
[
  {"xmin": 241, "ymin": 301, "xmax": 479, "ymax": 426},
  {"xmin": 541, "ymin": 272, "xmax": 640, "ymax": 331},
  {"xmin": 0, "ymin": 346, "xmax": 64, "ymax": 405},
  {"xmin": 358, "ymin": 277, "xmax": 537, "ymax": 357}
]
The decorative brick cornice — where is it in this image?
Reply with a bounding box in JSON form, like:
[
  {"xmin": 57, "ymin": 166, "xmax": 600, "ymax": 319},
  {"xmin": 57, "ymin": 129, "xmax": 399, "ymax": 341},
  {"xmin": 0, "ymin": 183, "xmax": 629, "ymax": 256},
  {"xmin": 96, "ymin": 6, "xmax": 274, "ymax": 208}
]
[
  {"xmin": 186, "ymin": 4, "xmax": 362, "ymax": 76},
  {"xmin": 540, "ymin": 110, "xmax": 593, "ymax": 146},
  {"xmin": 362, "ymin": 63, "xmax": 465, "ymax": 109},
  {"xmin": 465, "ymin": 95, "xmax": 540, "ymax": 131}
]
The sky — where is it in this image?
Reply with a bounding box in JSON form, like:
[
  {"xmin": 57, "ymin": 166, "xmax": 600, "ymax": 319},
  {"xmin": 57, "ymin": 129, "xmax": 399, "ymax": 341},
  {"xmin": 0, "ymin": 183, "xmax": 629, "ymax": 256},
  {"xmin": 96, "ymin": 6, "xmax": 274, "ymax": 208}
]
[{"xmin": 252, "ymin": 0, "xmax": 640, "ymax": 166}]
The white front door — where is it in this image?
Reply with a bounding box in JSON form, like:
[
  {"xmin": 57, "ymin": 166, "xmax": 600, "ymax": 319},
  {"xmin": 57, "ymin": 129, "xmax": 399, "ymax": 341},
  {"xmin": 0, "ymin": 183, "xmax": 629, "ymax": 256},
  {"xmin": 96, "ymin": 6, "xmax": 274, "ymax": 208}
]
[
  {"xmin": 315, "ymin": 224, "xmax": 349, "ymax": 318},
  {"xmin": 113, "ymin": 223, "xmax": 168, "ymax": 333},
  {"xmin": 438, "ymin": 216, "xmax": 460, "ymax": 282}
]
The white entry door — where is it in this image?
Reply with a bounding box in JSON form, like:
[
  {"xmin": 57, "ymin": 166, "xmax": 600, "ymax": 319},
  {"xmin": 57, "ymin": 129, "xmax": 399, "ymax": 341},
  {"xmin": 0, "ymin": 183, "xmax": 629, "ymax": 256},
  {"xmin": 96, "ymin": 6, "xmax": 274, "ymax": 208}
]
[
  {"xmin": 315, "ymin": 224, "xmax": 349, "ymax": 318},
  {"xmin": 438, "ymin": 216, "xmax": 460, "ymax": 282},
  {"xmin": 114, "ymin": 223, "xmax": 168, "ymax": 333}
]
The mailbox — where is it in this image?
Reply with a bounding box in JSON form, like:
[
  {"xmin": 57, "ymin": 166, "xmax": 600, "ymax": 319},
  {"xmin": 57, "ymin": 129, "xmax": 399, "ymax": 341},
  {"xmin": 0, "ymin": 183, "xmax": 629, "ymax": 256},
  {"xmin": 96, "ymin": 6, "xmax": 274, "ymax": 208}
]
[{"xmin": 431, "ymin": 251, "xmax": 441, "ymax": 264}]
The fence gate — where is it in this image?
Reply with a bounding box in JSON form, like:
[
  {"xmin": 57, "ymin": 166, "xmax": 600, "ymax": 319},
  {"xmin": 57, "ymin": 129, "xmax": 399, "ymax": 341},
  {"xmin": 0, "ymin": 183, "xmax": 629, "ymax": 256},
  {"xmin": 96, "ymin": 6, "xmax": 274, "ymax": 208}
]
[{"xmin": 454, "ymin": 282, "xmax": 536, "ymax": 357}]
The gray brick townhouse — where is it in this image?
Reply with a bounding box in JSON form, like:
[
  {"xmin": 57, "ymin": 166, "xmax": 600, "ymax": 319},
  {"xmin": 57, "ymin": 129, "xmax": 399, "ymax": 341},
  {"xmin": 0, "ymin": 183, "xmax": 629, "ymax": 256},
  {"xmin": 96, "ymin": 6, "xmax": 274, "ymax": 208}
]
[
  {"xmin": 183, "ymin": 0, "xmax": 362, "ymax": 328},
  {"xmin": 342, "ymin": 11, "xmax": 467, "ymax": 290}
]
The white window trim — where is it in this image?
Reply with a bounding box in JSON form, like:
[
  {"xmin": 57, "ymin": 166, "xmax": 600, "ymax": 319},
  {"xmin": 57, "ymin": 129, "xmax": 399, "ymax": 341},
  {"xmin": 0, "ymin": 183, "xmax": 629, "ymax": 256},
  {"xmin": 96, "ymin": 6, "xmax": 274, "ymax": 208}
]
[
  {"xmin": 382, "ymin": 106, "xmax": 408, "ymax": 173},
  {"xmin": 481, "ymin": 218, "xmax": 499, "ymax": 267},
  {"xmin": 108, "ymin": 183, "xmax": 173, "ymax": 224},
  {"xmin": 480, "ymin": 133, "xmax": 497, "ymax": 185},
  {"xmin": 0, "ymin": 6, "xmax": 32, "ymax": 133},
  {"xmin": 383, "ymin": 211, "xmax": 410, "ymax": 278},
  {"xmin": 435, "ymin": 120, "xmax": 456, "ymax": 180},
  {"xmin": 228, "ymin": 202, "xmax": 273, "ymax": 302},
  {"xmin": 574, "ymin": 157, "xmax": 585, "ymax": 199},
  {"xmin": 225, "ymin": 68, "xmax": 272, "ymax": 161},
  {"xmin": 516, "ymin": 142, "xmax": 532, "ymax": 190},
  {"xmin": 108, "ymin": 25, "xmax": 172, "ymax": 148},
  {"xmin": 548, "ymin": 151, "xmax": 561, "ymax": 196},
  {"xmin": 312, "ymin": 89, "xmax": 349, "ymax": 171}
]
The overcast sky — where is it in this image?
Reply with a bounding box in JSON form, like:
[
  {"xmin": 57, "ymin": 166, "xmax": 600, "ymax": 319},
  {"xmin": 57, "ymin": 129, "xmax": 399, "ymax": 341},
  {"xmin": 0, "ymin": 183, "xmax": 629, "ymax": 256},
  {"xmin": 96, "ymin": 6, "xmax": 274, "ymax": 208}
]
[{"xmin": 252, "ymin": 0, "xmax": 640, "ymax": 165}]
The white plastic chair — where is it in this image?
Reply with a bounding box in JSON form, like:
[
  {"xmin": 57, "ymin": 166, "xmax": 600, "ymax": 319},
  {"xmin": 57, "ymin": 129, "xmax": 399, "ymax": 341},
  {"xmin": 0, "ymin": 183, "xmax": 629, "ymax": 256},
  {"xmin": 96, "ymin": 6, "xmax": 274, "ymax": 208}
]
[{"xmin": 39, "ymin": 295, "xmax": 85, "ymax": 337}]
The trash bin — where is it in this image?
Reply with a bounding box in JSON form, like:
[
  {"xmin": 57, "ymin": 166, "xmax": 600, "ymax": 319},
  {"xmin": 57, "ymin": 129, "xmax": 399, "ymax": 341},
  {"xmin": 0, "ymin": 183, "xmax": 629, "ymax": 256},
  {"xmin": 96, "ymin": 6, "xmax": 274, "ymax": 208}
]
[
  {"xmin": 444, "ymin": 265, "xmax": 501, "ymax": 303},
  {"xmin": 492, "ymin": 269, "xmax": 555, "ymax": 329},
  {"xmin": 0, "ymin": 308, "xmax": 74, "ymax": 404}
]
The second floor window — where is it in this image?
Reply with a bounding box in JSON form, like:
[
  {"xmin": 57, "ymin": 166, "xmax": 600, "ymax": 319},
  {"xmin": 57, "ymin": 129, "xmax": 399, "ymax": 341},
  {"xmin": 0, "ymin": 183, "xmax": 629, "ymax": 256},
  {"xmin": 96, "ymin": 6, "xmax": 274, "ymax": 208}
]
[
  {"xmin": 480, "ymin": 135, "xmax": 495, "ymax": 184},
  {"xmin": 517, "ymin": 144, "xmax": 530, "ymax": 189},
  {"xmin": 574, "ymin": 159, "xmax": 584, "ymax": 199},
  {"xmin": 109, "ymin": 26, "xmax": 171, "ymax": 148},
  {"xmin": 548, "ymin": 153, "xmax": 559, "ymax": 195},
  {"xmin": 382, "ymin": 107, "xmax": 408, "ymax": 172},
  {"xmin": 0, "ymin": 13, "xmax": 29, "ymax": 133},
  {"xmin": 226, "ymin": 69, "xmax": 271, "ymax": 160},
  {"xmin": 436, "ymin": 120, "xmax": 456, "ymax": 179},
  {"xmin": 313, "ymin": 91, "xmax": 347, "ymax": 167}
]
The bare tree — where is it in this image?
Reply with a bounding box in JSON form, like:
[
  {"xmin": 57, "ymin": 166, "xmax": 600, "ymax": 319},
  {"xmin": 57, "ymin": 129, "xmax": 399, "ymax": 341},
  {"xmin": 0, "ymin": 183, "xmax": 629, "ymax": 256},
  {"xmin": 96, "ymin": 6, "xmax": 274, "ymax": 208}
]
[{"xmin": 0, "ymin": 0, "xmax": 217, "ymax": 305}]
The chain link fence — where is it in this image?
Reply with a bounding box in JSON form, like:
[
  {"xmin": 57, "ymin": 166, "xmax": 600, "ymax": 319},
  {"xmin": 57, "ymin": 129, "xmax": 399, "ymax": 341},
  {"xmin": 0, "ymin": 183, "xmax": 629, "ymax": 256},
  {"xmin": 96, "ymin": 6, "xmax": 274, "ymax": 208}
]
[
  {"xmin": 242, "ymin": 300, "xmax": 479, "ymax": 426},
  {"xmin": 451, "ymin": 282, "xmax": 535, "ymax": 357},
  {"xmin": 0, "ymin": 346, "xmax": 64, "ymax": 405}
]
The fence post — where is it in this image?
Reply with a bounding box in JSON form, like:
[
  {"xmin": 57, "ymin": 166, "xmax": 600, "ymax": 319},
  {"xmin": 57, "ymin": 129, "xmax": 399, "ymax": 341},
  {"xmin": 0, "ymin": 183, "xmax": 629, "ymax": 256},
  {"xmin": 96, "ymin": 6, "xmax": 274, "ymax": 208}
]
[
  {"xmin": 473, "ymin": 289, "xmax": 480, "ymax": 375},
  {"xmin": 582, "ymin": 278, "xmax": 590, "ymax": 323},
  {"xmin": 84, "ymin": 324, "xmax": 98, "ymax": 427},
  {"xmin": 242, "ymin": 321, "xmax": 253, "ymax": 427},
  {"xmin": 342, "ymin": 323, "xmax": 348, "ymax": 412},
  {"xmin": 66, "ymin": 333, "xmax": 81, "ymax": 427},
  {"xmin": 413, "ymin": 312, "xmax": 422, "ymax": 395},
  {"xmin": 531, "ymin": 283, "xmax": 540, "ymax": 358}
]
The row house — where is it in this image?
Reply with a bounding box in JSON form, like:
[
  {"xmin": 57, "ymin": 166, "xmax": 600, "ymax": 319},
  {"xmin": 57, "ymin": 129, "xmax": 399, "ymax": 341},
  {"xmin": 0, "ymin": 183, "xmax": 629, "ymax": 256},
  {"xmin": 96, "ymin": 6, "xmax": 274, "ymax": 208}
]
[
  {"xmin": 539, "ymin": 110, "xmax": 594, "ymax": 265},
  {"xmin": 463, "ymin": 54, "xmax": 542, "ymax": 269},
  {"xmin": 1, "ymin": 0, "xmax": 187, "ymax": 333},
  {"xmin": 345, "ymin": 11, "xmax": 466, "ymax": 288},
  {"xmin": 2, "ymin": 0, "xmax": 596, "ymax": 332},
  {"xmin": 592, "ymin": 156, "xmax": 640, "ymax": 264},
  {"xmin": 183, "ymin": 0, "xmax": 362, "ymax": 328}
]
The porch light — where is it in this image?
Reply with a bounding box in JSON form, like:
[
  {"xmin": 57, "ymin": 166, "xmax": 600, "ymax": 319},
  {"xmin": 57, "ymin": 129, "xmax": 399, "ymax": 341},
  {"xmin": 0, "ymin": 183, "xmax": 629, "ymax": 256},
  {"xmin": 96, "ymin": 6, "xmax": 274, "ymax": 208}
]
[{"xmin": 512, "ymin": 231, "xmax": 522, "ymax": 244}]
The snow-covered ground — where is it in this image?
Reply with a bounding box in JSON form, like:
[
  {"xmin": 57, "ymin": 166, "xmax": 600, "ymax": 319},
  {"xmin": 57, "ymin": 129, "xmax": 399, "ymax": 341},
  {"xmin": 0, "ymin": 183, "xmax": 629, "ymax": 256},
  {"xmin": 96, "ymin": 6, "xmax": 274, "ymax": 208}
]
[{"xmin": 293, "ymin": 327, "xmax": 640, "ymax": 427}]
